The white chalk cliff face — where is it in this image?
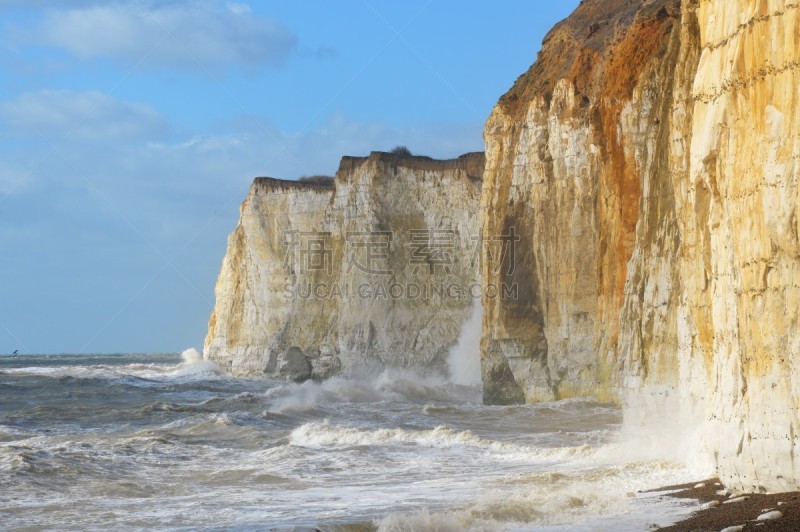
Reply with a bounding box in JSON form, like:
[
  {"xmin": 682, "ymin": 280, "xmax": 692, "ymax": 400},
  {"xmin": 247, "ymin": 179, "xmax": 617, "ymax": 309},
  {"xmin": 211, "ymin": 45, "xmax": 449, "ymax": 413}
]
[
  {"xmin": 480, "ymin": 0, "xmax": 800, "ymax": 492},
  {"xmin": 204, "ymin": 152, "xmax": 484, "ymax": 380},
  {"xmin": 663, "ymin": 0, "xmax": 800, "ymax": 494}
]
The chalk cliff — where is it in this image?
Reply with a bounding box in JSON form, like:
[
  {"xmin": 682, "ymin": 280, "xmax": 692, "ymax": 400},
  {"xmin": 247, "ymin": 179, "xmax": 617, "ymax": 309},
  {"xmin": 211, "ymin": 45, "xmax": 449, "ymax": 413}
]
[
  {"xmin": 205, "ymin": 152, "xmax": 484, "ymax": 380},
  {"xmin": 206, "ymin": 0, "xmax": 800, "ymax": 493},
  {"xmin": 480, "ymin": 0, "xmax": 682, "ymax": 405},
  {"xmin": 481, "ymin": 0, "xmax": 800, "ymax": 492}
]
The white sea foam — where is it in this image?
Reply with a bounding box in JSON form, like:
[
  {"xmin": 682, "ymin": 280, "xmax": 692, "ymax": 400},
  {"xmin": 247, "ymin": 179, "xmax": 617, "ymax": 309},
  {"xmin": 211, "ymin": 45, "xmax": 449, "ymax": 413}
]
[
  {"xmin": 0, "ymin": 353, "xmax": 707, "ymax": 530},
  {"xmin": 265, "ymin": 305, "xmax": 483, "ymax": 416},
  {"xmin": 265, "ymin": 367, "xmax": 476, "ymax": 414},
  {"xmin": 3, "ymin": 365, "xmax": 130, "ymax": 379},
  {"xmin": 376, "ymin": 452, "xmax": 699, "ymax": 531},
  {"xmin": 3, "ymin": 348, "xmax": 219, "ymax": 381},
  {"xmin": 364, "ymin": 387, "xmax": 710, "ymax": 530},
  {"xmin": 290, "ymin": 421, "xmax": 587, "ymax": 459}
]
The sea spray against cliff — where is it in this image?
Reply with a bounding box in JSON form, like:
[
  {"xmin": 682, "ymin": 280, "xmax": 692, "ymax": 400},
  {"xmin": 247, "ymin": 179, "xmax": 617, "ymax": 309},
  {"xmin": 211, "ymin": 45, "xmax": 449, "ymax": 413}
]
[
  {"xmin": 613, "ymin": 385, "xmax": 715, "ymax": 476},
  {"xmin": 172, "ymin": 347, "xmax": 220, "ymax": 377},
  {"xmin": 265, "ymin": 366, "xmax": 478, "ymax": 415},
  {"xmin": 447, "ymin": 304, "xmax": 483, "ymax": 387},
  {"xmin": 181, "ymin": 347, "xmax": 203, "ymax": 363}
]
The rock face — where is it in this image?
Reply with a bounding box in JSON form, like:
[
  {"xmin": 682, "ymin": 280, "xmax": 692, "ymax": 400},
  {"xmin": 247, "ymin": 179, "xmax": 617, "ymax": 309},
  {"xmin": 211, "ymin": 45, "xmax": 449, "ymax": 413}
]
[
  {"xmin": 663, "ymin": 0, "xmax": 800, "ymax": 494},
  {"xmin": 481, "ymin": 0, "xmax": 800, "ymax": 492},
  {"xmin": 205, "ymin": 152, "xmax": 484, "ymax": 380},
  {"xmin": 481, "ymin": 0, "xmax": 682, "ymax": 405}
]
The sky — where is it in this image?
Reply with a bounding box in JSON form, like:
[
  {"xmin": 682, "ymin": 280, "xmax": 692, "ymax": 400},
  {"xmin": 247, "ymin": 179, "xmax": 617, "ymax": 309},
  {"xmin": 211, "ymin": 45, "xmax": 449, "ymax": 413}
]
[{"xmin": 0, "ymin": 0, "xmax": 580, "ymax": 354}]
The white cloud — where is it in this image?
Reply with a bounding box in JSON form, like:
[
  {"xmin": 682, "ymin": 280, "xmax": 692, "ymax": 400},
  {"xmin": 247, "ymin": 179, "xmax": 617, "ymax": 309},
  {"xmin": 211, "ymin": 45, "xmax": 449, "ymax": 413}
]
[
  {"xmin": 225, "ymin": 2, "xmax": 250, "ymax": 15},
  {"xmin": 28, "ymin": 1, "xmax": 297, "ymax": 72},
  {"xmin": 0, "ymin": 106, "xmax": 482, "ymax": 229},
  {"xmin": 0, "ymin": 90, "xmax": 168, "ymax": 142},
  {"xmin": 1, "ymin": 100, "xmax": 482, "ymax": 198},
  {"xmin": 144, "ymin": 113, "xmax": 484, "ymax": 183}
]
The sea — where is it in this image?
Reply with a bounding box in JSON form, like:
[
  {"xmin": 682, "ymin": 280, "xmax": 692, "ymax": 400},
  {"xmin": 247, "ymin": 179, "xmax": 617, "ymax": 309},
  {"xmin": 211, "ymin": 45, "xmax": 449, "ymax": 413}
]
[{"xmin": 0, "ymin": 346, "xmax": 708, "ymax": 530}]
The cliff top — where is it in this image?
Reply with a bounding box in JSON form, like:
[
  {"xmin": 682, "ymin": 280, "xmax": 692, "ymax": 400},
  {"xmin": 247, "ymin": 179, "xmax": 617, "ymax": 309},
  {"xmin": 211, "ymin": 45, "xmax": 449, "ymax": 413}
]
[
  {"xmin": 498, "ymin": 0, "xmax": 679, "ymax": 115},
  {"xmin": 251, "ymin": 151, "xmax": 485, "ymax": 192},
  {"xmin": 338, "ymin": 151, "xmax": 485, "ymax": 182},
  {"xmin": 252, "ymin": 176, "xmax": 334, "ymax": 192}
]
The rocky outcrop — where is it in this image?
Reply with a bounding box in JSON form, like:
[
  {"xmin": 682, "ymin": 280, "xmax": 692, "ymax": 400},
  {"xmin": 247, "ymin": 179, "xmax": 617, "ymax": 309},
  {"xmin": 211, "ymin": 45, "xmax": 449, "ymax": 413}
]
[
  {"xmin": 481, "ymin": 0, "xmax": 800, "ymax": 492},
  {"xmin": 480, "ymin": 0, "xmax": 682, "ymax": 404},
  {"xmin": 205, "ymin": 152, "xmax": 484, "ymax": 379}
]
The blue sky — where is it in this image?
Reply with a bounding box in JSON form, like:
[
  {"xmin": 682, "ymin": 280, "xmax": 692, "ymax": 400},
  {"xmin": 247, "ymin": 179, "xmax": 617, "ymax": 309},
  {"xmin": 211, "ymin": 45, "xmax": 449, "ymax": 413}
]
[{"xmin": 0, "ymin": 0, "xmax": 579, "ymax": 354}]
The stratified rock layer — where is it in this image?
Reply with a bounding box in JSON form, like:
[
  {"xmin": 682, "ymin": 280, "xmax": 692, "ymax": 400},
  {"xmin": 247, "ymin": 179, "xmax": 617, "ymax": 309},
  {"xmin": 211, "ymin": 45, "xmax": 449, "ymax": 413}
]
[
  {"xmin": 205, "ymin": 152, "xmax": 484, "ymax": 380},
  {"xmin": 481, "ymin": 0, "xmax": 682, "ymax": 404},
  {"xmin": 481, "ymin": 0, "xmax": 800, "ymax": 492},
  {"xmin": 662, "ymin": 0, "xmax": 800, "ymax": 494}
]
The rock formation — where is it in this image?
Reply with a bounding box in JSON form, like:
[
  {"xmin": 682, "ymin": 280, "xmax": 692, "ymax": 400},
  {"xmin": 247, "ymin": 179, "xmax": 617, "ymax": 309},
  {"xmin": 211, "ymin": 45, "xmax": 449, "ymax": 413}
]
[
  {"xmin": 204, "ymin": 152, "xmax": 484, "ymax": 380},
  {"xmin": 205, "ymin": 0, "xmax": 800, "ymax": 494},
  {"xmin": 481, "ymin": 0, "xmax": 682, "ymax": 405},
  {"xmin": 480, "ymin": 0, "xmax": 800, "ymax": 492}
]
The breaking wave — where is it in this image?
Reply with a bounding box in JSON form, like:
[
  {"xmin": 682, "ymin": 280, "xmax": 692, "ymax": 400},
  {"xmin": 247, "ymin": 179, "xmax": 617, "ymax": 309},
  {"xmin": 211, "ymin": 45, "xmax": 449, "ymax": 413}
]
[
  {"xmin": 289, "ymin": 421, "xmax": 591, "ymax": 460},
  {"xmin": 264, "ymin": 366, "xmax": 479, "ymax": 415},
  {"xmin": 2, "ymin": 347, "xmax": 219, "ymax": 382},
  {"xmin": 0, "ymin": 352, "xmax": 708, "ymax": 529}
]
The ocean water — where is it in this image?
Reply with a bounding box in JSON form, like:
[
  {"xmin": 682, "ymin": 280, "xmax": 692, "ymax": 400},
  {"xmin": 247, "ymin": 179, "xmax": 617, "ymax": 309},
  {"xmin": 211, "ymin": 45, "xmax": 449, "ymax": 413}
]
[{"xmin": 0, "ymin": 350, "xmax": 703, "ymax": 531}]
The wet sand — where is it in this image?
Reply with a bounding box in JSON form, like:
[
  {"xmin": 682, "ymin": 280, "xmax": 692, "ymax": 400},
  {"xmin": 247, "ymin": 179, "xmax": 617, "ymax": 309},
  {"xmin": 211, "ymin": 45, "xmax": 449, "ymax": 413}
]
[{"xmin": 654, "ymin": 479, "xmax": 800, "ymax": 531}]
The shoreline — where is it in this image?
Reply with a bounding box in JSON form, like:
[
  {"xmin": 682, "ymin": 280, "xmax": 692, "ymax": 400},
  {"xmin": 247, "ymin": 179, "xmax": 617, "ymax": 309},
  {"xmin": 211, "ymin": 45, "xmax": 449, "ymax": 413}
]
[{"xmin": 653, "ymin": 479, "xmax": 800, "ymax": 531}]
